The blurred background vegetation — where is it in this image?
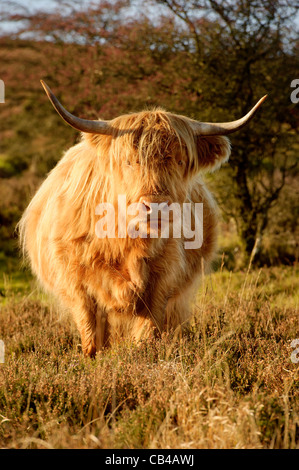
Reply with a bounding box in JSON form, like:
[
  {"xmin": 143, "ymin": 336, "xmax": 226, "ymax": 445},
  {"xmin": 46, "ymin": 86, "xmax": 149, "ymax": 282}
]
[{"xmin": 0, "ymin": 0, "xmax": 298, "ymax": 274}]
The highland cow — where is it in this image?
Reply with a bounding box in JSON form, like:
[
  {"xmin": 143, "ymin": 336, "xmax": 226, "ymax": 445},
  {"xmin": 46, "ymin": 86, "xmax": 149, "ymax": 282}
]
[{"xmin": 19, "ymin": 81, "xmax": 266, "ymax": 356}]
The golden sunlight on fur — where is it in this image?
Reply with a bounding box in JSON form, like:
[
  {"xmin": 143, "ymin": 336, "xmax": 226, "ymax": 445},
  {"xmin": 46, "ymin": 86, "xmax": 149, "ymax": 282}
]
[{"xmin": 19, "ymin": 107, "xmax": 232, "ymax": 357}]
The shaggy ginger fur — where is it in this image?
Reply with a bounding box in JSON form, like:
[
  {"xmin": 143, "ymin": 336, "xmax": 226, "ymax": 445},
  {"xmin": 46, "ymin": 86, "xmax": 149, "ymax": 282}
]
[{"xmin": 19, "ymin": 108, "xmax": 231, "ymax": 356}]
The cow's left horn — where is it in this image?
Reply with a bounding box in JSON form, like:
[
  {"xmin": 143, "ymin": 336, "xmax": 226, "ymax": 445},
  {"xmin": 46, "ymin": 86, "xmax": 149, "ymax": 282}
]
[
  {"xmin": 190, "ymin": 95, "xmax": 268, "ymax": 136},
  {"xmin": 41, "ymin": 80, "xmax": 112, "ymax": 134}
]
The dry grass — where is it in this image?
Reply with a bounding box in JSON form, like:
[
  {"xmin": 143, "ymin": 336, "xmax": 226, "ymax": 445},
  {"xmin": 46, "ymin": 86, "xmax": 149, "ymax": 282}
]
[{"xmin": 0, "ymin": 265, "xmax": 298, "ymax": 449}]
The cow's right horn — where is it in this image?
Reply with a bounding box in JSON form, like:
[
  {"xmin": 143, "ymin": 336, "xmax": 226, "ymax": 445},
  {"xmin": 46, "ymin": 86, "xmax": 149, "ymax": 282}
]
[{"xmin": 41, "ymin": 80, "xmax": 112, "ymax": 134}]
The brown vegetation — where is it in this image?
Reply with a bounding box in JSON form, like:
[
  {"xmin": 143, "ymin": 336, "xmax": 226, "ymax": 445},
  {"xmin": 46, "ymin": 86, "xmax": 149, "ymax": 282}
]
[{"xmin": 0, "ymin": 266, "xmax": 298, "ymax": 448}]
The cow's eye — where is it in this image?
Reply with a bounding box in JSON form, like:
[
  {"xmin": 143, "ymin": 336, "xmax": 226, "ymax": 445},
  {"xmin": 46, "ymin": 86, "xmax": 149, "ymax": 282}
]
[{"xmin": 178, "ymin": 160, "xmax": 183, "ymax": 166}]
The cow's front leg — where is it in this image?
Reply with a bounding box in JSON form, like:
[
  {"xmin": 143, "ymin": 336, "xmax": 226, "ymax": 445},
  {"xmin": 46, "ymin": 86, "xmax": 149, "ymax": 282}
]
[
  {"xmin": 95, "ymin": 306, "xmax": 109, "ymax": 351},
  {"xmin": 127, "ymin": 254, "xmax": 149, "ymax": 292},
  {"xmin": 142, "ymin": 240, "xmax": 184, "ymax": 334},
  {"xmin": 138, "ymin": 276, "xmax": 172, "ymax": 335},
  {"xmin": 71, "ymin": 296, "xmax": 97, "ymax": 357}
]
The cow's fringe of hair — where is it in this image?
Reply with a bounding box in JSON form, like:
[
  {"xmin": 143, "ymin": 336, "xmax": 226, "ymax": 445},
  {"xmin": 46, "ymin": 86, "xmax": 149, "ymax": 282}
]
[
  {"xmin": 112, "ymin": 109, "xmax": 197, "ymax": 169},
  {"xmin": 87, "ymin": 108, "xmax": 200, "ymax": 172}
]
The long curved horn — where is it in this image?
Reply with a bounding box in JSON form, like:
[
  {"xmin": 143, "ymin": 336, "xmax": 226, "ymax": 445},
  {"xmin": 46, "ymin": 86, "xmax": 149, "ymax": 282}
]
[
  {"xmin": 40, "ymin": 80, "xmax": 112, "ymax": 134},
  {"xmin": 189, "ymin": 95, "xmax": 267, "ymax": 136}
]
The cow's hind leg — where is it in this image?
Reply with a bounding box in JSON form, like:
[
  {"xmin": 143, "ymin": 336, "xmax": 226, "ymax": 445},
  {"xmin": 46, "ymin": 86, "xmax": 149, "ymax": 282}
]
[
  {"xmin": 164, "ymin": 284, "xmax": 197, "ymax": 333},
  {"xmin": 103, "ymin": 308, "xmax": 157, "ymax": 345},
  {"xmin": 130, "ymin": 314, "xmax": 158, "ymax": 342}
]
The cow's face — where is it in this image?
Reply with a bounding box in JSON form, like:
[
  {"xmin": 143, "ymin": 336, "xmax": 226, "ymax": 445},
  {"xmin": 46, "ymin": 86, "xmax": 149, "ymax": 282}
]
[
  {"xmin": 117, "ymin": 135, "xmax": 189, "ymax": 206},
  {"xmin": 89, "ymin": 111, "xmax": 230, "ymax": 240},
  {"xmin": 106, "ymin": 111, "xmax": 231, "ymax": 209},
  {"xmin": 106, "ymin": 117, "xmax": 191, "ymax": 239},
  {"xmin": 120, "ymin": 146, "xmax": 188, "ymax": 206}
]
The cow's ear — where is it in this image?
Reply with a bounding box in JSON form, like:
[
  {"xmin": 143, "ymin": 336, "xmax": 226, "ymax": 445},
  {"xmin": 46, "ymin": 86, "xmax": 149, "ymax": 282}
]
[{"xmin": 195, "ymin": 135, "xmax": 231, "ymax": 171}]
